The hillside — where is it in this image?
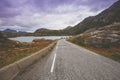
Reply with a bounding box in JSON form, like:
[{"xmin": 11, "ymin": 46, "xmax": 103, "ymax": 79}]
[
  {"xmin": 34, "ymin": 28, "xmax": 73, "ymax": 36},
  {"xmin": 35, "ymin": 28, "xmax": 62, "ymax": 36},
  {"xmin": 84, "ymin": 23, "xmax": 120, "ymax": 48},
  {"xmin": 1, "ymin": 29, "xmax": 28, "ymax": 37},
  {"xmin": 68, "ymin": 0, "xmax": 120, "ymax": 34},
  {"xmin": 68, "ymin": 23, "xmax": 120, "ymax": 62},
  {"xmin": 68, "ymin": 22, "xmax": 120, "ymax": 48},
  {"xmin": 4, "ymin": 29, "xmax": 17, "ymax": 33},
  {"xmin": 34, "ymin": 0, "xmax": 120, "ymax": 36}
]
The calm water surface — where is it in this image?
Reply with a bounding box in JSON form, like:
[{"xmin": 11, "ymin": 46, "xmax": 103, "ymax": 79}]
[{"xmin": 9, "ymin": 36, "xmax": 70, "ymax": 42}]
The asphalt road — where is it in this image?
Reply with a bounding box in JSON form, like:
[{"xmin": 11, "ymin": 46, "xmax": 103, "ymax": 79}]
[{"xmin": 14, "ymin": 40, "xmax": 120, "ymax": 80}]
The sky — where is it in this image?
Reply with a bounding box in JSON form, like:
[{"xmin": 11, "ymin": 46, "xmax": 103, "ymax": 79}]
[{"xmin": 0, "ymin": 0, "xmax": 118, "ymax": 32}]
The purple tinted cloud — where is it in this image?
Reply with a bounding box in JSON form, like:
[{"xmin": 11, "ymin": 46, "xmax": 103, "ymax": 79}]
[
  {"xmin": 0, "ymin": 0, "xmax": 118, "ymax": 31},
  {"xmin": 0, "ymin": 0, "xmax": 117, "ymax": 16},
  {"xmin": 0, "ymin": 0, "xmax": 22, "ymax": 17}
]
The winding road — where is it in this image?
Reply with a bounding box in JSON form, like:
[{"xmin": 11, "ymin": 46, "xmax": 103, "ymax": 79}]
[{"xmin": 14, "ymin": 40, "xmax": 120, "ymax": 80}]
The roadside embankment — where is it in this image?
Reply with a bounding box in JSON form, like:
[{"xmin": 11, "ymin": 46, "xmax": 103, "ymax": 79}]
[{"xmin": 0, "ymin": 41, "xmax": 56, "ymax": 80}]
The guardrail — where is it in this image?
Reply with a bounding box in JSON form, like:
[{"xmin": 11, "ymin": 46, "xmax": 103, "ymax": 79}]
[{"xmin": 0, "ymin": 42, "xmax": 56, "ymax": 80}]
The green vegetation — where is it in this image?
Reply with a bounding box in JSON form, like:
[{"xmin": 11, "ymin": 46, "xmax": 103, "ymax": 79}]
[
  {"xmin": 68, "ymin": 36, "xmax": 85, "ymax": 46},
  {"xmin": 0, "ymin": 39, "xmax": 54, "ymax": 68},
  {"xmin": 34, "ymin": 28, "xmax": 73, "ymax": 36},
  {"xmin": 85, "ymin": 47, "xmax": 120, "ymax": 62},
  {"xmin": 102, "ymin": 40, "xmax": 112, "ymax": 48},
  {"xmin": 68, "ymin": 36, "xmax": 120, "ymax": 62}
]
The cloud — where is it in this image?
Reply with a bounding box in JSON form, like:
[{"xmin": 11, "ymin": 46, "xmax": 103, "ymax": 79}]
[
  {"xmin": 0, "ymin": 4, "xmax": 101, "ymax": 32},
  {"xmin": 0, "ymin": 0, "xmax": 118, "ymax": 32}
]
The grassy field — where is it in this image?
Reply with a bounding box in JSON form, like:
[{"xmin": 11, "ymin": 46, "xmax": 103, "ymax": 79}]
[
  {"xmin": 83, "ymin": 46, "xmax": 120, "ymax": 62},
  {"xmin": 0, "ymin": 39, "xmax": 54, "ymax": 68},
  {"xmin": 68, "ymin": 38, "xmax": 120, "ymax": 62}
]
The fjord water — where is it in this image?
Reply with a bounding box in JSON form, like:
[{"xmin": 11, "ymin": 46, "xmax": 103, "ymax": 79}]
[{"xmin": 9, "ymin": 36, "xmax": 70, "ymax": 42}]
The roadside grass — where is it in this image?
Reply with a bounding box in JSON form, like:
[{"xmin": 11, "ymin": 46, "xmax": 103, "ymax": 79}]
[
  {"xmin": 0, "ymin": 39, "xmax": 54, "ymax": 68},
  {"xmin": 67, "ymin": 39, "xmax": 120, "ymax": 62},
  {"xmin": 84, "ymin": 47, "xmax": 120, "ymax": 62}
]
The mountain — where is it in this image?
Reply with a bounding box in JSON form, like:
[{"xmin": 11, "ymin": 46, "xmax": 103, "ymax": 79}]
[
  {"xmin": 18, "ymin": 31, "xmax": 27, "ymax": 34},
  {"xmin": 2, "ymin": 29, "xmax": 28, "ymax": 37},
  {"xmin": 34, "ymin": 28, "xmax": 67, "ymax": 36},
  {"xmin": 63, "ymin": 26, "xmax": 72, "ymax": 30},
  {"xmin": 68, "ymin": 0, "xmax": 120, "ymax": 34},
  {"xmin": 3, "ymin": 29, "xmax": 27, "ymax": 34},
  {"xmin": 34, "ymin": 26, "xmax": 75, "ymax": 36},
  {"xmin": 35, "ymin": 0, "xmax": 120, "ymax": 36},
  {"xmin": 4, "ymin": 29, "xmax": 17, "ymax": 33},
  {"xmin": 68, "ymin": 0, "xmax": 120, "ymax": 48}
]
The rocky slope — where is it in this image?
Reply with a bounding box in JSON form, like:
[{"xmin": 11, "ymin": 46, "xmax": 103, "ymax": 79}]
[{"xmin": 70, "ymin": 23, "xmax": 120, "ymax": 48}]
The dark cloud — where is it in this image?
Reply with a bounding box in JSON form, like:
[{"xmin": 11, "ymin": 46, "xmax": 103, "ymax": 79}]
[
  {"xmin": 0, "ymin": 0, "xmax": 21, "ymax": 17},
  {"xmin": 0, "ymin": 0, "xmax": 118, "ymax": 17},
  {"xmin": 0, "ymin": 0, "xmax": 118, "ymax": 31}
]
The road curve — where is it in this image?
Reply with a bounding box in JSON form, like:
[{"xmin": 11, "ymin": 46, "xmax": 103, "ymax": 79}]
[{"xmin": 14, "ymin": 40, "xmax": 120, "ymax": 80}]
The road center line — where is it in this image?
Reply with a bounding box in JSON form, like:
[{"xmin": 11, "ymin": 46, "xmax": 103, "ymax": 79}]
[{"xmin": 50, "ymin": 53, "xmax": 57, "ymax": 73}]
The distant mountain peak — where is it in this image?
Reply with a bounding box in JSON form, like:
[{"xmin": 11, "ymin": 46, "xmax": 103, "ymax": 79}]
[{"xmin": 4, "ymin": 29, "xmax": 17, "ymax": 33}]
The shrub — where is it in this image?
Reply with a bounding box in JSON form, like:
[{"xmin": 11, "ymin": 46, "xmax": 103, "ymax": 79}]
[
  {"xmin": 102, "ymin": 40, "xmax": 112, "ymax": 48},
  {"xmin": 68, "ymin": 36, "xmax": 85, "ymax": 46}
]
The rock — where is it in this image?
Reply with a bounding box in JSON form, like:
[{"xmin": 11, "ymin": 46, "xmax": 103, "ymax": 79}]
[{"xmin": 84, "ymin": 23, "xmax": 120, "ymax": 48}]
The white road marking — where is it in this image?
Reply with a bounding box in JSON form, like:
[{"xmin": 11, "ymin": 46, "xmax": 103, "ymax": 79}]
[
  {"xmin": 50, "ymin": 53, "xmax": 57, "ymax": 73},
  {"xmin": 50, "ymin": 45, "xmax": 58, "ymax": 73}
]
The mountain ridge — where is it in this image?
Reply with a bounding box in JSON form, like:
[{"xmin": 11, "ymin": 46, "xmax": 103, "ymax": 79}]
[
  {"xmin": 68, "ymin": 0, "xmax": 120, "ymax": 34},
  {"xmin": 34, "ymin": 0, "xmax": 120, "ymax": 36}
]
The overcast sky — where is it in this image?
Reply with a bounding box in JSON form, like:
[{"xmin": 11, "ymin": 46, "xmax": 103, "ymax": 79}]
[{"xmin": 0, "ymin": 0, "xmax": 118, "ymax": 32}]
